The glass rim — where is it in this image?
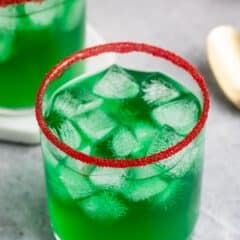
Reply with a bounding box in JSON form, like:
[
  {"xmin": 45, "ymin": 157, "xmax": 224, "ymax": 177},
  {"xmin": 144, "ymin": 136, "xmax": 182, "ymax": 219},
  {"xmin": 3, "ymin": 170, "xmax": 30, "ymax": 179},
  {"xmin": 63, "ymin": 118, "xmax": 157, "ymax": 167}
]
[
  {"xmin": 0, "ymin": 0, "xmax": 43, "ymax": 7},
  {"xmin": 36, "ymin": 42, "xmax": 210, "ymax": 168}
]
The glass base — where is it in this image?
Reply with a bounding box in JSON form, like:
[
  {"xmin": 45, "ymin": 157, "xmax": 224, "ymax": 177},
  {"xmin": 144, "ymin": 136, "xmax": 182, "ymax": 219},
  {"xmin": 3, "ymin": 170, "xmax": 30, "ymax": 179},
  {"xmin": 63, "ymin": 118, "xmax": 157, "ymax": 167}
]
[{"xmin": 0, "ymin": 24, "xmax": 115, "ymax": 144}]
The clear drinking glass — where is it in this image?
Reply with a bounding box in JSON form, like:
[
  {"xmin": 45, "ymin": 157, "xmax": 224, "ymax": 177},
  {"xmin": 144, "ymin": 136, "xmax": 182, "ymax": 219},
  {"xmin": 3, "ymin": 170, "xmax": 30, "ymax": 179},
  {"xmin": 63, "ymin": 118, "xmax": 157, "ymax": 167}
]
[
  {"xmin": 0, "ymin": 0, "xmax": 85, "ymax": 112},
  {"xmin": 36, "ymin": 42, "xmax": 210, "ymax": 240}
]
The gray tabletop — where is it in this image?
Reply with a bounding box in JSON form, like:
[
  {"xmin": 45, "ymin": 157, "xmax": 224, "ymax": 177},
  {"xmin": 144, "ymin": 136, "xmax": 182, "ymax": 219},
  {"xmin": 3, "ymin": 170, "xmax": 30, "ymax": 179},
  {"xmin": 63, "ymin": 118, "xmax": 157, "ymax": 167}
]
[{"xmin": 1, "ymin": 0, "xmax": 240, "ymax": 239}]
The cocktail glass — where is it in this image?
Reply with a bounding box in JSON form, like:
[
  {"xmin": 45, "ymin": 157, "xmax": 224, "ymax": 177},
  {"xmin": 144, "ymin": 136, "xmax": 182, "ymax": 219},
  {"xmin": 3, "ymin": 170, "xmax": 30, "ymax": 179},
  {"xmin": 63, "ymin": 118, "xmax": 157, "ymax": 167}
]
[{"xmin": 36, "ymin": 42, "xmax": 210, "ymax": 240}]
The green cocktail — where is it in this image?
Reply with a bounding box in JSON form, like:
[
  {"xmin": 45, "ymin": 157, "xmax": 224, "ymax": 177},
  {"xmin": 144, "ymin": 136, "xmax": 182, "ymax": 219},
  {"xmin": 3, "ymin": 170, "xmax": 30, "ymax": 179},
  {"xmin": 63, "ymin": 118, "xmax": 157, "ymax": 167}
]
[
  {"xmin": 36, "ymin": 43, "xmax": 210, "ymax": 240},
  {"xmin": 0, "ymin": 0, "xmax": 85, "ymax": 110}
]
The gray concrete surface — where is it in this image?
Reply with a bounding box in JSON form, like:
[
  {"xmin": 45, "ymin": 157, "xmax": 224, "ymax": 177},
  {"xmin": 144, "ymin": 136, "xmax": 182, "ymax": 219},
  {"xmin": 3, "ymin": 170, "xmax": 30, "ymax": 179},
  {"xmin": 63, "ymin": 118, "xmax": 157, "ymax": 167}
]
[{"xmin": 1, "ymin": 0, "xmax": 240, "ymax": 239}]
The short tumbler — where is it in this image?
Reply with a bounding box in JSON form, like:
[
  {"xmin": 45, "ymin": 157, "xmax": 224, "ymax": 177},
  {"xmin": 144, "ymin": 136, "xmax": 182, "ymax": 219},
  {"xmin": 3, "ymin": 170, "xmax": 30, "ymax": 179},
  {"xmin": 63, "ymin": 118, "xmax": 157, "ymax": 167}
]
[{"xmin": 36, "ymin": 43, "xmax": 210, "ymax": 240}]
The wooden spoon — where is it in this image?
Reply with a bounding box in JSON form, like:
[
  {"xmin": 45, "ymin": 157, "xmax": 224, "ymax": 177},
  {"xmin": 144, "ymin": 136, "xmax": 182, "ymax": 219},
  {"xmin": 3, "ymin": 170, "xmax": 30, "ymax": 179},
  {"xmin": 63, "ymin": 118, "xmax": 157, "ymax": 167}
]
[{"xmin": 207, "ymin": 25, "xmax": 240, "ymax": 108}]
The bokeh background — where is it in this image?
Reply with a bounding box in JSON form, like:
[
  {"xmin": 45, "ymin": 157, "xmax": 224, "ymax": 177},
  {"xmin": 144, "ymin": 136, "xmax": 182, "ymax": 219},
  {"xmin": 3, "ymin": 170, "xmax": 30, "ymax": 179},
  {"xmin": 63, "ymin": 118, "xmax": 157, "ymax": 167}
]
[{"xmin": 0, "ymin": 0, "xmax": 240, "ymax": 239}]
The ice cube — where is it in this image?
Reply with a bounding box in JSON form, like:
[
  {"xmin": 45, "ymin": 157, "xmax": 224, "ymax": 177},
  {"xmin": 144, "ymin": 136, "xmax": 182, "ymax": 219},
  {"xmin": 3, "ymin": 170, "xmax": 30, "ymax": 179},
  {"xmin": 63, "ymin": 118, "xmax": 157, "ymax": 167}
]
[
  {"xmin": 59, "ymin": 166, "xmax": 96, "ymax": 200},
  {"xmin": 152, "ymin": 180, "xmax": 186, "ymax": 210},
  {"xmin": 48, "ymin": 119, "xmax": 81, "ymax": 157},
  {"xmin": 54, "ymin": 91, "xmax": 103, "ymax": 117},
  {"xmin": 90, "ymin": 167, "xmax": 126, "ymax": 189},
  {"xmin": 0, "ymin": 4, "xmax": 18, "ymax": 31},
  {"xmin": 58, "ymin": 120, "xmax": 81, "ymax": 149},
  {"xmin": 145, "ymin": 126, "xmax": 198, "ymax": 178},
  {"xmin": 45, "ymin": 111, "xmax": 81, "ymax": 159},
  {"xmin": 24, "ymin": 1, "xmax": 63, "ymax": 29},
  {"xmin": 46, "ymin": 127, "xmax": 67, "ymax": 160},
  {"xmin": 64, "ymin": 156, "xmax": 95, "ymax": 176},
  {"xmin": 131, "ymin": 121, "xmax": 157, "ymax": 158},
  {"xmin": 127, "ymin": 164, "xmax": 166, "ymax": 180},
  {"xmin": 0, "ymin": 30, "xmax": 15, "ymax": 62},
  {"xmin": 60, "ymin": 0, "xmax": 85, "ymax": 31},
  {"xmin": 122, "ymin": 177, "xmax": 168, "ymax": 202},
  {"xmin": 0, "ymin": 5, "xmax": 17, "ymax": 18},
  {"xmin": 152, "ymin": 96, "xmax": 200, "ymax": 135},
  {"xmin": 80, "ymin": 192, "xmax": 127, "ymax": 220},
  {"xmin": 24, "ymin": 0, "xmax": 60, "ymax": 14},
  {"xmin": 53, "ymin": 91, "xmax": 79, "ymax": 117},
  {"xmin": 94, "ymin": 65, "xmax": 139, "ymax": 99},
  {"xmin": 77, "ymin": 109, "xmax": 116, "ymax": 140},
  {"xmin": 163, "ymin": 142, "xmax": 200, "ymax": 178},
  {"xmin": 134, "ymin": 121, "xmax": 156, "ymax": 142},
  {"xmin": 65, "ymin": 146, "xmax": 94, "ymax": 175},
  {"xmin": 112, "ymin": 128, "xmax": 138, "ymax": 157},
  {"xmin": 147, "ymin": 126, "xmax": 183, "ymax": 156},
  {"xmin": 142, "ymin": 75, "xmax": 180, "ymax": 106},
  {"xmin": 0, "ymin": 14, "xmax": 17, "ymax": 30},
  {"xmin": 80, "ymin": 145, "xmax": 92, "ymax": 155}
]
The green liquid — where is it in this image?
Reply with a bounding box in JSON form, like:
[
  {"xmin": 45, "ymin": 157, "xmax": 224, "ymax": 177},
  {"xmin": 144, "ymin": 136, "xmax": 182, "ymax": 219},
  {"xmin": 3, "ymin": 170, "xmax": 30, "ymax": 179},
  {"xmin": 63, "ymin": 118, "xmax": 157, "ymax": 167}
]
[
  {"xmin": 42, "ymin": 65, "xmax": 204, "ymax": 240},
  {"xmin": 0, "ymin": 0, "xmax": 85, "ymax": 109},
  {"xmin": 47, "ymin": 172, "xmax": 202, "ymax": 240}
]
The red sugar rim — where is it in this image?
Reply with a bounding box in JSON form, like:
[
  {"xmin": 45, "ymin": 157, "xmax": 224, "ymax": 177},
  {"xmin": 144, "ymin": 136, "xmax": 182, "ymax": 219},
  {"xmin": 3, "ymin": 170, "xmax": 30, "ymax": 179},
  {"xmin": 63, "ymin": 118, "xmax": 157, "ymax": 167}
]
[
  {"xmin": 36, "ymin": 42, "xmax": 210, "ymax": 168},
  {"xmin": 0, "ymin": 0, "xmax": 43, "ymax": 7}
]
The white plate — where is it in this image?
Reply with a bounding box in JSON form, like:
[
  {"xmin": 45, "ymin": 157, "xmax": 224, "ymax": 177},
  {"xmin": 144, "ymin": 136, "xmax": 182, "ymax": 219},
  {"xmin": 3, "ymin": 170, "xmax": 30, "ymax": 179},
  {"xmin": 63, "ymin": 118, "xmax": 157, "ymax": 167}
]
[{"xmin": 0, "ymin": 25, "xmax": 115, "ymax": 144}]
